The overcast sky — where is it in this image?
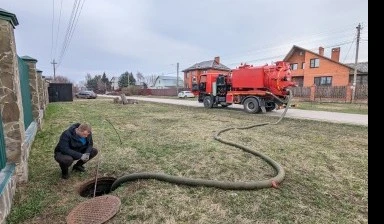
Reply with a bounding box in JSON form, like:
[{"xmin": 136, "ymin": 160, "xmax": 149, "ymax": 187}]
[{"xmin": 1, "ymin": 0, "xmax": 368, "ymax": 85}]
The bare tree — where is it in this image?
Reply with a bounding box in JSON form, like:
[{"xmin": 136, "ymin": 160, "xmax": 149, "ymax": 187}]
[
  {"xmin": 53, "ymin": 75, "xmax": 71, "ymax": 83},
  {"xmin": 97, "ymin": 79, "xmax": 107, "ymax": 93},
  {"xmin": 144, "ymin": 74, "xmax": 157, "ymax": 87},
  {"xmin": 136, "ymin": 72, "xmax": 144, "ymax": 83},
  {"xmin": 73, "ymin": 83, "xmax": 82, "ymax": 95}
]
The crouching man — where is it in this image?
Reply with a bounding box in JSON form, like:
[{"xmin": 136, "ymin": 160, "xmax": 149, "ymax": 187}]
[{"xmin": 54, "ymin": 123, "xmax": 98, "ymax": 179}]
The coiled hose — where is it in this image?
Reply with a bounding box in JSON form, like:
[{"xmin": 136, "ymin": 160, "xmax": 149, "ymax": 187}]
[{"xmin": 110, "ymin": 90, "xmax": 292, "ymax": 191}]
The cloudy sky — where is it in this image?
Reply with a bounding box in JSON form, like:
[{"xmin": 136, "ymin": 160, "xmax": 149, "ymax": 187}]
[{"xmin": 1, "ymin": 0, "xmax": 368, "ymax": 85}]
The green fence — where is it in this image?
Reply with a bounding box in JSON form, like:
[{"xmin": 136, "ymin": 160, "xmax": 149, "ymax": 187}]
[
  {"xmin": 18, "ymin": 56, "xmax": 33, "ymax": 130},
  {"xmin": 0, "ymin": 114, "xmax": 6, "ymax": 170}
]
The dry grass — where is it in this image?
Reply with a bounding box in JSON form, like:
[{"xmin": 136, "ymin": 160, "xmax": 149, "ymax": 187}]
[
  {"xmin": 290, "ymin": 100, "xmax": 368, "ymax": 114},
  {"xmin": 7, "ymin": 99, "xmax": 368, "ymax": 224}
]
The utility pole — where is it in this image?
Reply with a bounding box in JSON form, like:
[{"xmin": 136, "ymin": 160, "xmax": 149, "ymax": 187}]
[
  {"xmin": 51, "ymin": 59, "xmax": 57, "ymax": 80},
  {"xmin": 351, "ymin": 23, "xmax": 362, "ymax": 103},
  {"xmin": 176, "ymin": 62, "xmax": 179, "ymax": 94}
]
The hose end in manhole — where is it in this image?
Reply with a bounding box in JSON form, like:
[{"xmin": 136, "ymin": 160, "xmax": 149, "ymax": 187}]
[{"xmin": 78, "ymin": 177, "xmax": 116, "ymax": 198}]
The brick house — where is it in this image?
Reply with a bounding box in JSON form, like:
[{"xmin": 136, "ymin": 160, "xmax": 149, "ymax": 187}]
[
  {"xmin": 182, "ymin": 56, "xmax": 231, "ymax": 90},
  {"xmin": 284, "ymin": 45, "xmax": 368, "ymax": 87}
]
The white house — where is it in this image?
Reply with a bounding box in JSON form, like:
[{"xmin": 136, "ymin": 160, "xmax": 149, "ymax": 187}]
[
  {"xmin": 110, "ymin": 77, "xmax": 119, "ymax": 90},
  {"xmin": 149, "ymin": 75, "xmax": 184, "ymax": 89}
]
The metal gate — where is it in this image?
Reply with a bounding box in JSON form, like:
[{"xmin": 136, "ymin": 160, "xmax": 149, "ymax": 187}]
[
  {"xmin": 48, "ymin": 83, "xmax": 73, "ymax": 102},
  {"xmin": 0, "ymin": 114, "xmax": 6, "ymax": 170},
  {"xmin": 18, "ymin": 56, "xmax": 34, "ymax": 130}
]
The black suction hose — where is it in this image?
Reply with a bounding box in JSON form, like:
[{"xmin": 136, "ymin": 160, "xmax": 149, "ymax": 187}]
[{"xmin": 110, "ymin": 90, "xmax": 292, "ymax": 191}]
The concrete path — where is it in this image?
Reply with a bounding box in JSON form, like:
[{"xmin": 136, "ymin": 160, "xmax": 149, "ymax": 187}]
[{"xmin": 99, "ymin": 95, "xmax": 368, "ymax": 127}]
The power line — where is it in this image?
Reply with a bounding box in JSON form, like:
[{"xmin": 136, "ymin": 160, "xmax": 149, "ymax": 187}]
[
  {"xmin": 57, "ymin": 0, "xmax": 86, "ymax": 68},
  {"xmin": 50, "ymin": 0, "xmax": 55, "ymax": 60},
  {"xmin": 342, "ymin": 36, "xmax": 356, "ymax": 63},
  {"xmin": 54, "ymin": 0, "xmax": 64, "ymax": 58},
  {"xmin": 216, "ymin": 24, "xmax": 358, "ymax": 62},
  {"xmin": 57, "ymin": 0, "xmax": 81, "ymax": 67}
]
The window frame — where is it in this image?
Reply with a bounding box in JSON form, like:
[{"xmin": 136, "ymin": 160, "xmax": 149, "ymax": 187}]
[
  {"xmin": 314, "ymin": 76, "xmax": 332, "ymax": 86},
  {"xmin": 310, "ymin": 58, "xmax": 320, "ymax": 68},
  {"xmin": 290, "ymin": 63, "xmax": 298, "ymax": 70}
]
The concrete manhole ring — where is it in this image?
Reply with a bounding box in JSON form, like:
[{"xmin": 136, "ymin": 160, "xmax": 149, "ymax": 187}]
[{"xmin": 66, "ymin": 195, "xmax": 121, "ymax": 224}]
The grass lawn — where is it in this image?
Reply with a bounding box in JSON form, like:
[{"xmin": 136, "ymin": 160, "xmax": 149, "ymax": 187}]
[{"xmin": 7, "ymin": 99, "xmax": 368, "ymax": 224}]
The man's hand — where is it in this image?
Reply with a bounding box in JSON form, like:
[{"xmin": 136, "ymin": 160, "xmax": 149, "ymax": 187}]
[{"xmin": 81, "ymin": 153, "xmax": 90, "ymax": 162}]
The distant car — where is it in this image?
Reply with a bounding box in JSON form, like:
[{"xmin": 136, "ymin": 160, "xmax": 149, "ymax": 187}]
[
  {"xmin": 178, "ymin": 91, "xmax": 195, "ymax": 98},
  {"xmin": 75, "ymin": 90, "xmax": 97, "ymax": 99}
]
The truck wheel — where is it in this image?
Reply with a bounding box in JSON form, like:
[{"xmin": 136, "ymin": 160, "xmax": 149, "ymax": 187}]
[
  {"xmin": 203, "ymin": 96, "xmax": 213, "ymax": 108},
  {"xmin": 266, "ymin": 103, "xmax": 276, "ymax": 112},
  {"xmin": 243, "ymin": 98, "xmax": 260, "ymax": 113}
]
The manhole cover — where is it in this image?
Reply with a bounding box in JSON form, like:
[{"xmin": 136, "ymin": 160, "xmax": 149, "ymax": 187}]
[{"xmin": 66, "ymin": 195, "xmax": 121, "ymax": 224}]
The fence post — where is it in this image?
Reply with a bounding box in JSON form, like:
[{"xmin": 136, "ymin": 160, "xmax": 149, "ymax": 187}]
[
  {"xmin": 44, "ymin": 79, "xmax": 49, "ymax": 106},
  {"xmin": 36, "ymin": 70, "xmax": 44, "ymax": 109},
  {"xmin": 0, "ymin": 9, "xmax": 26, "ymax": 165},
  {"xmin": 310, "ymin": 85, "xmax": 316, "ymax": 101},
  {"xmin": 0, "ymin": 9, "xmax": 25, "ymax": 223},
  {"xmin": 36, "ymin": 70, "xmax": 45, "ymax": 129},
  {"xmin": 346, "ymin": 84, "xmax": 353, "ymax": 103},
  {"xmin": 21, "ymin": 56, "xmax": 41, "ymax": 127}
]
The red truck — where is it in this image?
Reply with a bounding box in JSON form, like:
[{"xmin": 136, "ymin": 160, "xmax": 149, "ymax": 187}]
[{"xmin": 195, "ymin": 61, "xmax": 296, "ymax": 113}]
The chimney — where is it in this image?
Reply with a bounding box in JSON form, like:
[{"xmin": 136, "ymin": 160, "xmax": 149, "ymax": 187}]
[
  {"xmin": 331, "ymin": 47, "xmax": 340, "ymax": 62},
  {"xmin": 214, "ymin": 56, "xmax": 220, "ymax": 64},
  {"xmin": 318, "ymin": 46, "xmax": 324, "ymax": 56}
]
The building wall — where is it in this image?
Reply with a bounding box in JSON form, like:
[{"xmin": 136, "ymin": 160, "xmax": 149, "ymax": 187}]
[{"xmin": 287, "ymin": 50, "xmax": 350, "ymax": 87}]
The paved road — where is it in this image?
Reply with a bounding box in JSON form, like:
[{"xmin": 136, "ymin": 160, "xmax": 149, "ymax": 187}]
[{"xmin": 99, "ymin": 95, "xmax": 368, "ymax": 127}]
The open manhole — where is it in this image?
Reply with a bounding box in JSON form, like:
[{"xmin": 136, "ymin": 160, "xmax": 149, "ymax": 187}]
[{"xmin": 78, "ymin": 177, "xmax": 117, "ymax": 198}]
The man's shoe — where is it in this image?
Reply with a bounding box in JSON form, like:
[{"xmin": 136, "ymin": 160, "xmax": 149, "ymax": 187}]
[
  {"xmin": 62, "ymin": 173, "xmax": 70, "ymax": 179},
  {"xmin": 73, "ymin": 165, "xmax": 85, "ymax": 172}
]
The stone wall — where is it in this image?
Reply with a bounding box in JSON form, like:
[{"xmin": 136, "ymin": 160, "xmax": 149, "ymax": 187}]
[
  {"xmin": 0, "ymin": 12, "xmax": 25, "ymax": 165},
  {"xmin": 0, "ymin": 8, "xmax": 48, "ymax": 223},
  {"xmin": 0, "ymin": 10, "xmax": 21, "ymax": 224},
  {"xmin": 0, "ymin": 164, "xmax": 16, "ymax": 223}
]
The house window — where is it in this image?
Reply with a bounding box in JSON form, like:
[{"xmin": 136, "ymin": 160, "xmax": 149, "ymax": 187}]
[
  {"xmin": 314, "ymin": 76, "xmax": 332, "ymax": 86},
  {"xmin": 292, "ymin": 76, "xmax": 304, "ymax": 87},
  {"xmin": 290, "ymin": 63, "xmax": 298, "ymax": 70},
  {"xmin": 310, "ymin": 58, "xmax": 320, "ymax": 68},
  {"xmin": 302, "ymin": 62, "xmax": 305, "ymax": 69},
  {"xmin": 349, "ymin": 75, "xmax": 368, "ymax": 85}
]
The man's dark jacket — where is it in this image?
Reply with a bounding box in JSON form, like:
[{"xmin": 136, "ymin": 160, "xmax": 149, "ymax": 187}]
[{"xmin": 54, "ymin": 123, "xmax": 93, "ymax": 160}]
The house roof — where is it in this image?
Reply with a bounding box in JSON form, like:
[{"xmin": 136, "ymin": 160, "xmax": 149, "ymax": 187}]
[
  {"xmin": 283, "ymin": 45, "xmax": 365, "ymax": 72},
  {"xmin": 345, "ymin": 62, "xmax": 368, "ymax": 73},
  {"xmin": 156, "ymin": 75, "xmax": 179, "ymax": 80},
  {"xmin": 182, "ymin": 60, "xmax": 231, "ymax": 72},
  {"xmin": 151, "ymin": 75, "xmax": 183, "ymax": 87}
]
